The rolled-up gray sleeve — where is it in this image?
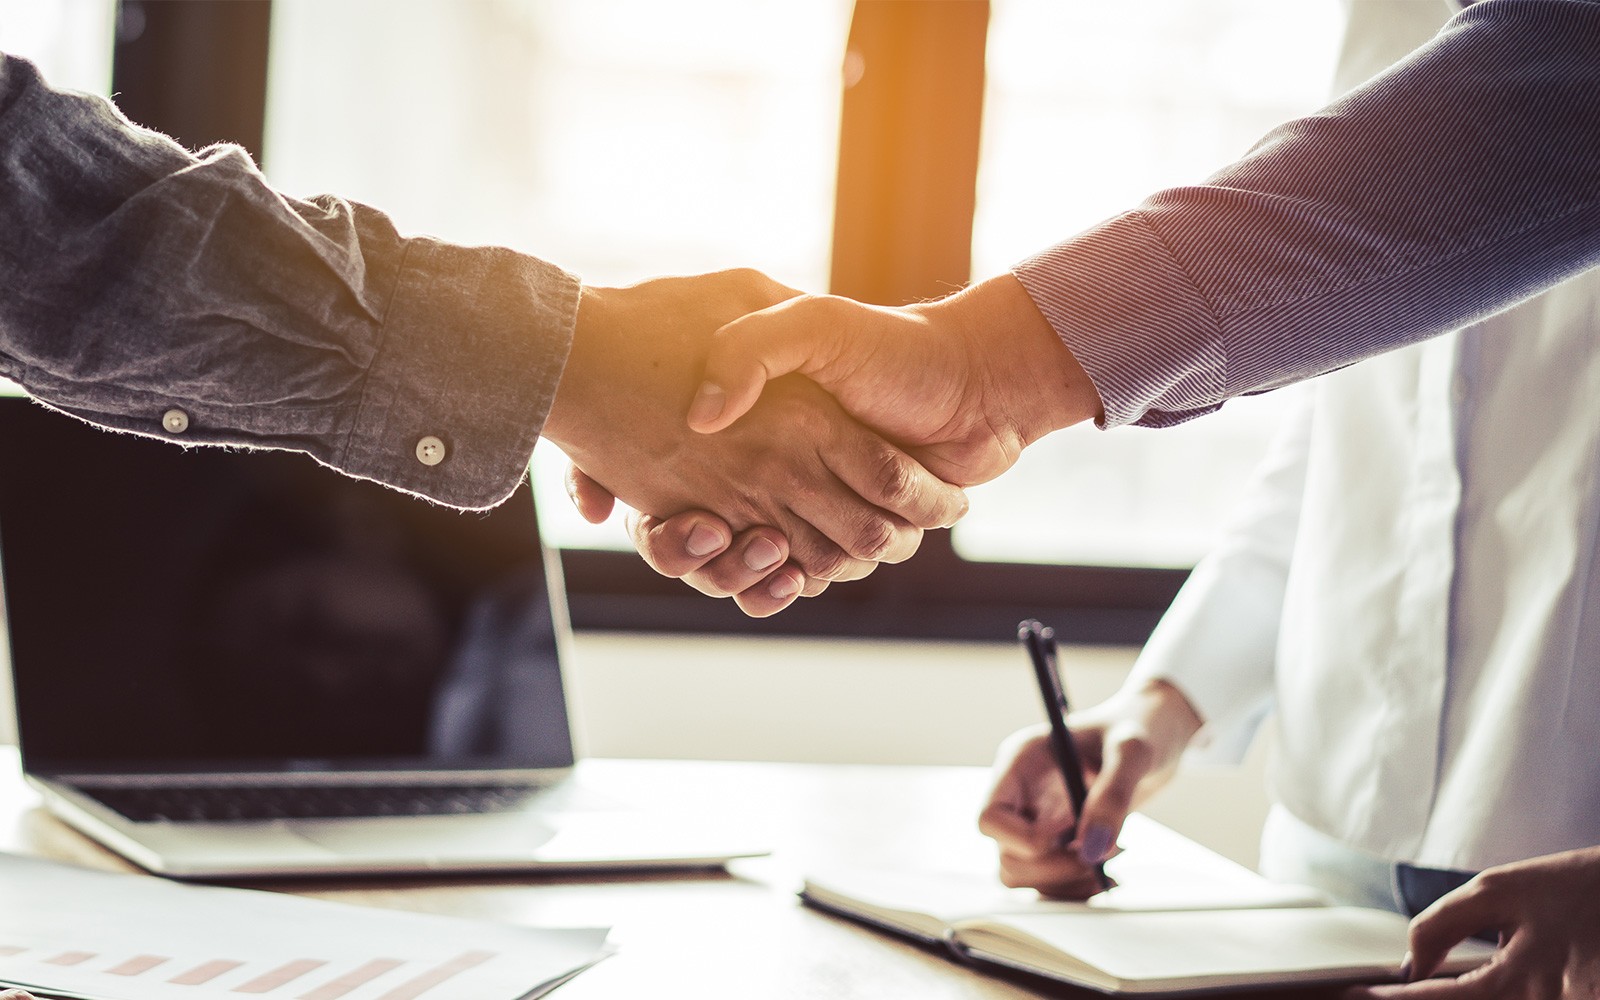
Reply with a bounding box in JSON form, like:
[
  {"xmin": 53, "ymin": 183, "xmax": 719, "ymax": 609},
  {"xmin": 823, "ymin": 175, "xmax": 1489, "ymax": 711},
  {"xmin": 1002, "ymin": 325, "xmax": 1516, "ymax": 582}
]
[{"xmin": 0, "ymin": 53, "xmax": 578, "ymax": 509}]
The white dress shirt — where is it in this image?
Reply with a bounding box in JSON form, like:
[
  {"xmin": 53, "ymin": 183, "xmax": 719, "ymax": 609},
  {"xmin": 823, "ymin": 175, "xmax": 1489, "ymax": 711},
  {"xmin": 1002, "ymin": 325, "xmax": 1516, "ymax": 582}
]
[{"xmin": 1129, "ymin": 0, "xmax": 1600, "ymax": 872}]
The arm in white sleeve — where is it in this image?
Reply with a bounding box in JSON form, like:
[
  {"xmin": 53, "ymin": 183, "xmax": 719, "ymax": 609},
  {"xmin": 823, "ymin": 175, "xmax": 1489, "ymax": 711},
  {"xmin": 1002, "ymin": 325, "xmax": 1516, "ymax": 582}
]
[{"xmin": 1126, "ymin": 389, "xmax": 1313, "ymax": 762}]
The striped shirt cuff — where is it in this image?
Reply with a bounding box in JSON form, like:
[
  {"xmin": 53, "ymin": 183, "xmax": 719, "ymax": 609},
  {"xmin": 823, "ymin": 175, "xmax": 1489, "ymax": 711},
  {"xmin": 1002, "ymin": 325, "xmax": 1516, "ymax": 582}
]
[{"xmin": 1012, "ymin": 212, "xmax": 1227, "ymax": 430}]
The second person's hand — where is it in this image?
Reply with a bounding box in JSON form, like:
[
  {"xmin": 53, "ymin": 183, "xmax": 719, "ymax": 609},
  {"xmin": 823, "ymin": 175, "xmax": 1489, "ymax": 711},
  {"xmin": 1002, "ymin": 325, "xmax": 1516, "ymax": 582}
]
[
  {"xmin": 684, "ymin": 273, "xmax": 1105, "ymax": 488},
  {"xmin": 977, "ymin": 678, "xmax": 1203, "ymax": 898},
  {"xmin": 543, "ymin": 269, "xmax": 968, "ymax": 590}
]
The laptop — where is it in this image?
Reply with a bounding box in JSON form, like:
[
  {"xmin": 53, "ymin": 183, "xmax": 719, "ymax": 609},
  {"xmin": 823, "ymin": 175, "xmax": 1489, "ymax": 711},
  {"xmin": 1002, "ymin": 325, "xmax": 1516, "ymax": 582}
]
[{"xmin": 0, "ymin": 396, "xmax": 766, "ymax": 878}]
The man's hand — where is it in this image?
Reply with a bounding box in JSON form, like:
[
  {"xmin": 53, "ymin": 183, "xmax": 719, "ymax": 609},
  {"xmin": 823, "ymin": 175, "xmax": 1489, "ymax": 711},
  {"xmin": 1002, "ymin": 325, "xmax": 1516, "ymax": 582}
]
[
  {"xmin": 1346, "ymin": 847, "xmax": 1600, "ymax": 1000},
  {"xmin": 1, "ymin": 989, "xmax": 36, "ymax": 1000},
  {"xmin": 564, "ymin": 471, "xmax": 813, "ymax": 618},
  {"xmin": 543, "ymin": 270, "xmax": 968, "ymax": 588},
  {"xmin": 977, "ymin": 679, "xmax": 1202, "ymax": 899},
  {"xmin": 684, "ymin": 273, "xmax": 1104, "ymax": 487}
]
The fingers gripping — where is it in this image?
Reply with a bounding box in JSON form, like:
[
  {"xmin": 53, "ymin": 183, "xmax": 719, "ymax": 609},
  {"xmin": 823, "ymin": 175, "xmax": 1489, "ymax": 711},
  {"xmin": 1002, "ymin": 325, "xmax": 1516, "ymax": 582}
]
[
  {"xmin": 626, "ymin": 510, "xmax": 810, "ymax": 615},
  {"xmin": 827, "ymin": 432, "xmax": 969, "ymax": 533},
  {"xmin": 625, "ymin": 510, "xmax": 730, "ymax": 580}
]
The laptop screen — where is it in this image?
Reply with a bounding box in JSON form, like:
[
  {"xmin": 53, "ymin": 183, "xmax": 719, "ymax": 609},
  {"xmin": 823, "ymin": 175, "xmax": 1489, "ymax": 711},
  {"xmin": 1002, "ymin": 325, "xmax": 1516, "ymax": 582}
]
[{"xmin": 0, "ymin": 398, "xmax": 575, "ymax": 776}]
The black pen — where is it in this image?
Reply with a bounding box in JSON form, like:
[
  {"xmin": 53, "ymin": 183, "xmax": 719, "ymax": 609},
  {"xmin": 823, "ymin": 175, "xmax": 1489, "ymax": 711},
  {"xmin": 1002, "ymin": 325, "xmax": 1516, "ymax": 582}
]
[{"xmin": 1018, "ymin": 619, "xmax": 1111, "ymax": 892}]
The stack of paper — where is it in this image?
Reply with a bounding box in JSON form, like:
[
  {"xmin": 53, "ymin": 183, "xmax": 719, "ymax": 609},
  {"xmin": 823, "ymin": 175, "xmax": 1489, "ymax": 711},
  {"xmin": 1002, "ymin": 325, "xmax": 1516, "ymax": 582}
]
[{"xmin": 0, "ymin": 853, "xmax": 609, "ymax": 1000}]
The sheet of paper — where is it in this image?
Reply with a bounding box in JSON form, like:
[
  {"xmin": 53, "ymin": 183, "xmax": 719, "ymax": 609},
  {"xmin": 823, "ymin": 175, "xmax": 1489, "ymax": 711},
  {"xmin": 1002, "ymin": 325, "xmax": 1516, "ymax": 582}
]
[{"xmin": 0, "ymin": 853, "xmax": 609, "ymax": 1000}]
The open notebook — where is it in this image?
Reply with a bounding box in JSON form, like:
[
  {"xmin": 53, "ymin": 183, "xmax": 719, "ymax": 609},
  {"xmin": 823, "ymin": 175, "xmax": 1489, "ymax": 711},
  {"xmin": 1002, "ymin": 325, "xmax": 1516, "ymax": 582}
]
[{"xmin": 802, "ymin": 815, "xmax": 1495, "ymax": 995}]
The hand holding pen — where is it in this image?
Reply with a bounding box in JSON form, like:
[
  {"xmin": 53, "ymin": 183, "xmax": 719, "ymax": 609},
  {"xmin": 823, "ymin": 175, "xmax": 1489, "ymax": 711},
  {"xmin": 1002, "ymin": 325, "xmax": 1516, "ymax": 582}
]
[
  {"xmin": 979, "ymin": 640, "xmax": 1205, "ymax": 899},
  {"xmin": 1017, "ymin": 620, "xmax": 1112, "ymax": 893}
]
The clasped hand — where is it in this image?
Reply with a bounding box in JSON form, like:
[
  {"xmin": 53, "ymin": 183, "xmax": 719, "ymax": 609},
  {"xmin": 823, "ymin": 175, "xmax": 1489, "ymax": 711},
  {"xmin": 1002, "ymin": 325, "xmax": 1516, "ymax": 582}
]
[
  {"xmin": 542, "ymin": 269, "xmax": 970, "ymax": 615},
  {"xmin": 559, "ymin": 271, "xmax": 1104, "ymax": 615}
]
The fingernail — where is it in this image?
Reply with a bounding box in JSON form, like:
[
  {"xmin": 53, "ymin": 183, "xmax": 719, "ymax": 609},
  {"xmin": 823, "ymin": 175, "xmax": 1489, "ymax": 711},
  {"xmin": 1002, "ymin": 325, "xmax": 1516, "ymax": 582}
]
[
  {"xmin": 942, "ymin": 496, "xmax": 970, "ymax": 529},
  {"xmin": 685, "ymin": 523, "xmax": 725, "ymax": 557},
  {"xmin": 1398, "ymin": 954, "xmax": 1413, "ymax": 983},
  {"xmin": 687, "ymin": 382, "xmax": 726, "ymax": 427},
  {"xmin": 768, "ymin": 574, "xmax": 800, "ymax": 599},
  {"xmin": 1079, "ymin": 824, "xmax": 1114, "ymax": 865},
  {"xmin": 743, "ymin": 538, "xmax": 782, "ymax": 571}
]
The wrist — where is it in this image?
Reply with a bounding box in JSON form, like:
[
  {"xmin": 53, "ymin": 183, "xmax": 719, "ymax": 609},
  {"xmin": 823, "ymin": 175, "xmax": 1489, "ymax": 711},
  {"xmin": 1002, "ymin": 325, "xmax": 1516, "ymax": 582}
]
[
  {"xmin": 1075, "ymin": 678, "xmax": 1202, "ymax": 752},
  {"xmin": 923, "ymin": 273, "xmax": 1104, "ymax": 446},
  {"xmin": 543, "ymin": 285, "xmax": 610, "ymax": 456},
  {"xmin": 1137, "ymin": 678, "xmax": 1205, "ymax": 749}
]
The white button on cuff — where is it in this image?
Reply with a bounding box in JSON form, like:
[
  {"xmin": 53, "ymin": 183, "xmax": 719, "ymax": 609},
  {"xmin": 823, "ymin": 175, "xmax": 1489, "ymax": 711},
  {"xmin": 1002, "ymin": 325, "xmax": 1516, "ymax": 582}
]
[
  {"xmin": 415, "ymin": 435, "xmax": 447, "ymax": 466},
  {"xmin": 162, "ymin": 409, "xmax": 189, "ymax": 434}
]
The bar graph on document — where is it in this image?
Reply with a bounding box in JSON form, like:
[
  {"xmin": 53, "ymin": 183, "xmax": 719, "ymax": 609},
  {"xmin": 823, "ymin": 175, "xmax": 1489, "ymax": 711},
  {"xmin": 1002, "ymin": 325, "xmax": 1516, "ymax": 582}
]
[
  {"xmin": 0, "ymin": 944, "xmax": 497, "ymax": 1000},
  {"xmin": 0, "ymin": 854, "xmax": 610, "ymax": 1000}
]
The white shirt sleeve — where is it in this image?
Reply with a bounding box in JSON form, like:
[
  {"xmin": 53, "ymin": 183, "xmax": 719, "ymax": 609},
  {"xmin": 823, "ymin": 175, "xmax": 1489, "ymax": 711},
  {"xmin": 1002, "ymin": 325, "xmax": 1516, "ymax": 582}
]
[{"xmin": 1127, "ymin": 388, "xmax": 1313, "ymax": 763}]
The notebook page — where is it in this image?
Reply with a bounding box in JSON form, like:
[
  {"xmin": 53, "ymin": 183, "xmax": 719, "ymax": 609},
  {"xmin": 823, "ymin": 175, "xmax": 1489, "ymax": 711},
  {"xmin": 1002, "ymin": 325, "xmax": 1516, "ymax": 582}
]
[
  {"xmin": 957, "ymin": 907, "xmax": 1494, "ymax": 993},
  {"xmin": 802, "ymin": 813, "xmax": 1324, "ymax": 928}
]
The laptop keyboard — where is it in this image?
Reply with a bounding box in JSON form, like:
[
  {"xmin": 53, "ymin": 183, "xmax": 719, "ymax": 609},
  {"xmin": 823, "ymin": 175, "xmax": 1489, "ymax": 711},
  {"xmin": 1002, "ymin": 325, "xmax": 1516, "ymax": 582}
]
[{"xmin": 81, "ymin": 784, "xmax": 542, "ymax": 822}]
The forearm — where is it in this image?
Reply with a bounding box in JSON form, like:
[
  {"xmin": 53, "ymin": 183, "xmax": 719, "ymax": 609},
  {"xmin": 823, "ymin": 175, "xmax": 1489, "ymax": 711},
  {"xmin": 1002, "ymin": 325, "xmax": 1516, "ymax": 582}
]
[
  {"xmin": 0, "ymin": 54, "xmax": 578, "ymax": 509},
  {"xmin": 1015, "ymin": 0, "xmax": 1600, "ymax": 428},
  {"xmin": 1126, "ymin": 390, "xmax": 1312, "ymax": 761}
]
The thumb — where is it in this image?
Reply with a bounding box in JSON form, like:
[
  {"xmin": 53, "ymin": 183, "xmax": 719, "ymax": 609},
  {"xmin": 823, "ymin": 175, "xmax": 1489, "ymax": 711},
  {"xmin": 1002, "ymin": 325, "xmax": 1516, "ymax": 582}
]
[
  {"xmin": 688, "ymin": 295, "xmax": 847, "ymax": 434},
  {"xmin": 1074, "ymin": 733, "xmax": 1156, "ymax": 865}
]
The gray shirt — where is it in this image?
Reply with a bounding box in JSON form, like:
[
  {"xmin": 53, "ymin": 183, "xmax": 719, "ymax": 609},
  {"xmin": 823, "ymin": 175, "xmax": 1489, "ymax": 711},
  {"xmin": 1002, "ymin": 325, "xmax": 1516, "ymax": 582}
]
[{"xmin": 0, "ymin": 53, "xmax": 579, "ymax": 510}]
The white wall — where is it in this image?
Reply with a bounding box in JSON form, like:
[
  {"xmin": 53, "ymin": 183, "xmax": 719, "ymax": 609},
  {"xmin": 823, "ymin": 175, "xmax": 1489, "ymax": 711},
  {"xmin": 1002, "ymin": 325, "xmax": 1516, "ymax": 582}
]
[
  {"xmin": 567, "ymin": 633, "xmax": 1273, "ymax": 869},
  {"xmin": 0, "ymin": 630, "xmax": 1271, "ymax": 868}
]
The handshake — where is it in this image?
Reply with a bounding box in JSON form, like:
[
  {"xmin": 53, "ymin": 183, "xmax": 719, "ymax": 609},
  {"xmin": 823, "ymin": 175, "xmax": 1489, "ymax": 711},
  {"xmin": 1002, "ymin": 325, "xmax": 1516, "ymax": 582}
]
[{"xmin": 541, "ymin": 268, "xmax": 1104, "ymax": 617}]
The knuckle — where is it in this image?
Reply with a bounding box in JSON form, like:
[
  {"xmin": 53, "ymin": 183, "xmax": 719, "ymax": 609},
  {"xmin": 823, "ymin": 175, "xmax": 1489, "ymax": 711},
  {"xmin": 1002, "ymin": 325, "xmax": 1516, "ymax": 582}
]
[
  {"xmin": 869, "ymin": 448, "xmax": 918, "ymax": 511},
  {"xmin": 825, "ymin": 555, "xmax": 876, "ymax": 583},
  {"xmin": 1469, "ymin": 867, "xmax": 1508, "ymax": 899},
  {"xmin": 847, "ymin": 513, "xmax": 899, "ymax": 562},
  {"xmin": 1002, "ymin": 834, "xmax": 1044, "ymax": 860},
  {"xmin": 1115, "ymin": 735, "xmax": 1156, "ymax": 773},
  {"xmin": 1462, "ymin": 868, "xmax": 1517, "ymax": 914},
  {"xmin": 997, "ymin": 866, "xmax": 1027, "ymax": 890},
  {"xmin": 686, "ymin": 573, "xmax": 739, "ymax": 599},
  {"xmin": 680, "ymin": 576, "xmax": 730, "ymax": 600},
  {"xmin": 1094, "ymin": 781, "xmax": 1136, "ymax": 814},
  {"xmin": 630, "ymin": 534, "xmax": 678, "ymax": 578},
  {"xmin": 698, "ymin": 561, "xmax": 757, "ymax": 598},
  {"xmin": 878, "ymin": 525, "xmax": 922, "ymax": 564},
  {"xmin": 802, "ymin": 544, "xmax": 854, "ymax": 581}
]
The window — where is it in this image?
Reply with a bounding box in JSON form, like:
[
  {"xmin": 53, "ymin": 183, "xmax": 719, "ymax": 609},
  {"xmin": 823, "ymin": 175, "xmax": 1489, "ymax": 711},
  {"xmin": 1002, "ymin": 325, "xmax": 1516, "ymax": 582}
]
[
  {"xmin": 28, "ymin": 1, "xmax": 1354, "ymax": 641},
  {"xmin": 958, "ymin": 0, "xmax": 1343, "ymax": 568},
  {"xmin": 260, "ymin": 0, "xmax": 1351, "ymax": 637},
  {"xmin": 0, "ymin": 0, "xmax": 115, "ymax": 96},
  {"xmin": 262, "ymin": 0, "xmax": 854, "ymax": 552}
]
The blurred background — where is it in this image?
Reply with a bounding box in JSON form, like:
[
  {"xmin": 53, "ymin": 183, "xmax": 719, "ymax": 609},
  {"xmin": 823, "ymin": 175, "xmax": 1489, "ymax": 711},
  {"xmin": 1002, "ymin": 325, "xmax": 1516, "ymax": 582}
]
[{"xmin": 0, "ymin": 0, "xmax": 1346, "ymax": 864}]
